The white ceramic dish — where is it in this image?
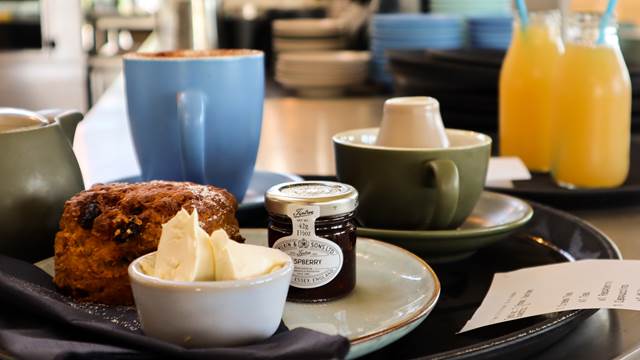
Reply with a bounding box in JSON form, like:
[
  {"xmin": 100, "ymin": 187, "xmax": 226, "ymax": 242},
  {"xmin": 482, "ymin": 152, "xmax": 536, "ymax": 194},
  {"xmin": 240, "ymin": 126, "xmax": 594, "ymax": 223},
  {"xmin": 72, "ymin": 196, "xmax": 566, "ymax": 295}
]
[
  {"xmin": 278, "ymin": 51, "xmax": 370, "ymax": 66},
  {"xmin": 276, "ymin": 66, "xmax": 368, "ymax": 77},
  {"xmin": 275, "ymin": 51, "xmax": 369, "ymax": 89},
  {"xmin": 276, "ymin": 74, "xmax": 367, "ymax": 87},
  {"xmin": 273, "ymin": 38, "xmax": 346, "ymax": 52},
  {"xmin": 277, "ymin": 64, "xmax": 369, "ymax": 74},
  {"xmin": 276, "ymin": 65, "xmax": 369, "ymax": 77},
  {"xmin": 276, "ymin": 76, "xmax": 369, "ymax": 88},
  {"xmin": 274, "ymin": 82, "xmax": 360, "ymax": 98},
  {"xmin": 128, "ymin": 251, "xmax": 293, "ymax": 348},
  {"xmin": 273, "ymin": 18, "xmax": 344, "ymax": 38}
]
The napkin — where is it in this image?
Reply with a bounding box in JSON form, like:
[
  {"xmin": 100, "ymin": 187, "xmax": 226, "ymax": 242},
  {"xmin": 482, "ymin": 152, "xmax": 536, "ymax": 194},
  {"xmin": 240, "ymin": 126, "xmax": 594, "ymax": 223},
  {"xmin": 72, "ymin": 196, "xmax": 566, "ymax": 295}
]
[
  {"xmin": 0, "ymin": 255, "xmax": 350, "ymax": 360},
  {"xmin": 485, "ymin": 157, "xmax": 532, "ymax": 188}
]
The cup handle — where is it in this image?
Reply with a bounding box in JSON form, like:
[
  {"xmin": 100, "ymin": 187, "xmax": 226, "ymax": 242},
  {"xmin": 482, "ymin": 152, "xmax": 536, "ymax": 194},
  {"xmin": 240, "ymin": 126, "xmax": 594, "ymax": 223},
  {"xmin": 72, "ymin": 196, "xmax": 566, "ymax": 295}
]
[
  {"xmin": 177, "ymin": 91, "xmax": 207, "ymax": 183},
  {"xmin": 425, "ymin": 159, "xmax": 459, "ymax": 229}
]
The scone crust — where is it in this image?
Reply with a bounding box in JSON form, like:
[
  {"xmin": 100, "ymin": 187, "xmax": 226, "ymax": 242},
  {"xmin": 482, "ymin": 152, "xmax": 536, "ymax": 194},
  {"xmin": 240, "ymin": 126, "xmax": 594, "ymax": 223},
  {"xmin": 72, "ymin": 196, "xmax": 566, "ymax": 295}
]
[{"xmin": 54, "ymin": 181, "xmax": 242, "ymax": 305}]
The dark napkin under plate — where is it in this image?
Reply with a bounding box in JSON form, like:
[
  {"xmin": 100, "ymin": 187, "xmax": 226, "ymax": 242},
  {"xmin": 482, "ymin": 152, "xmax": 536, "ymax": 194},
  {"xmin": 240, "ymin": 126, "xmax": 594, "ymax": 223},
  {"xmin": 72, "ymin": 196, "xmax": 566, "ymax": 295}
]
[{"xmin": 0, "ymin": 255, "xmax": 350, "ymax": 360}]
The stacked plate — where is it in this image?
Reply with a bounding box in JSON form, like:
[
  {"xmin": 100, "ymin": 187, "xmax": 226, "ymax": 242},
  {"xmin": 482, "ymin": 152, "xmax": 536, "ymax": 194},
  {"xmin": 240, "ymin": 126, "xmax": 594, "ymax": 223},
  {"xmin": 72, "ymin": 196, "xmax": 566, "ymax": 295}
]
[
  {"xmin": 370, "ymin": 14, "xmax": 465, "ymax": 84},
  {"xmin": 616, "ymin": 26, "xmax": 640, "ymax": 130},
  {"xmin": 468, "ymin": 16, "xmax": 513, "ymax": 50},
  {"xmin": 621, "ymin": 27, "xmax": 640, "ymax": 66},
  {"xmin": 272, "ymin": 19, "xmax": 346, "ymax": 53},
  {"xmin": 431, "ymin": 0, "xmax": 511, "ymax": 16},
  {"xmin": 275, "ymin": 51, "xmax": 370, "ymax": 97},
  {"xmin": 388, "ymin": 49, "xmax": 504, "ymax": 131}
]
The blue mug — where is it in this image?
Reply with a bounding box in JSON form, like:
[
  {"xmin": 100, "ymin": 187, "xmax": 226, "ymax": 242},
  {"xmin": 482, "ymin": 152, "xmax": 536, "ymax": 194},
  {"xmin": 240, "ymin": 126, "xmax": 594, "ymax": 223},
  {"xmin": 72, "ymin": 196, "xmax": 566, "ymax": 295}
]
[{"xmin": 123, "ymin": 49, "xmax": 264, "ymax": 201}]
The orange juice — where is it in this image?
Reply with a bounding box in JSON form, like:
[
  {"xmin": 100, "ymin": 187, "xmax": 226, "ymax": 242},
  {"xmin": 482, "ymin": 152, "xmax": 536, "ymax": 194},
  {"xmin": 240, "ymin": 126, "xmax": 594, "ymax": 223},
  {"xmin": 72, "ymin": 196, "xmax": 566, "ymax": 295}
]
[
  {"xmin": 499, "ymin": 11, "xmax": 563, "ymax": 172},
  {"xmin": 551, "ymin": 14, "xmax": 631, "ymax": 188}
]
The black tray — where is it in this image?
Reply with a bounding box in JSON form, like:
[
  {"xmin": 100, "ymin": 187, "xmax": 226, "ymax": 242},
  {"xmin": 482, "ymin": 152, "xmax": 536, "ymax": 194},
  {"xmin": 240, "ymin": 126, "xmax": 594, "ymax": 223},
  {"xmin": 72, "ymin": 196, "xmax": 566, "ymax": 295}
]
[
  {"xmin": 360, "ymin": 201, "xmax": 621, "ymax": 360},
  {"xmin": 487, "ymin": 137, "xmax": 640, "ymax": 209}
]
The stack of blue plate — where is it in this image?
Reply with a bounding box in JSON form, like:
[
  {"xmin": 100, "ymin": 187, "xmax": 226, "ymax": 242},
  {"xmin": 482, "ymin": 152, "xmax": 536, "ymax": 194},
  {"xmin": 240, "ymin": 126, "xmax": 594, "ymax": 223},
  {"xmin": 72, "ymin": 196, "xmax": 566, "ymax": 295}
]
[
  {"xmin": 370, "ymin": 14, "xmax": 465, "ymax": 84},
  {"xmin": 431, "ymin": 0, "xmax": 511, "ymax": 16},
  {"xmin": 468, "ymin": 16, "xmax": 513, "ymax": 50}
]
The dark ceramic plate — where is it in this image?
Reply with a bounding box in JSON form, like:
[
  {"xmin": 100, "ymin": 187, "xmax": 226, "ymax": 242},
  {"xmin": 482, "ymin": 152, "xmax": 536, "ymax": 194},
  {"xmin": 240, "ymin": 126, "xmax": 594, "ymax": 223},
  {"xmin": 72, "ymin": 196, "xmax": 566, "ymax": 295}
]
[
  {"xmin": 361, "ymin": 201, "xmax": 621, "ymax": 360},
  {"xmin": 387, "ymin": 50, "xmax": 501, "ymax": 91},
  {"xmin": 487, "ymin": 137, "xmax": 640, "ymax": 209},
  {"xmin": 426, "ymin": 49, "xmax": 505, "ymax": 68},
  {"xmin": 394, "ymin": 83, "xmax": 498, "ymax": 113},
  {"xmin": 388, "ymin": 49, "xmax": 501, "ymax": 131},
  {"xmin": 393, "ymin": 82, "xmax": 498, "ymax": 131}
]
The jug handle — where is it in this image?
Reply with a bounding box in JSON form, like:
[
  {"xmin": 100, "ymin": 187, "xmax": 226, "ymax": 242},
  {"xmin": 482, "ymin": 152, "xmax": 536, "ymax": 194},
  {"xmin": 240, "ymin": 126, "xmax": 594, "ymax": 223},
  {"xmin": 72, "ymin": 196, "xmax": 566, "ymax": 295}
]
[
  {"xmin": 424, "ymin": 159, "xmax": 459, "ymax": 229},
  {"xmin": 177, "ymin": 91, "xmax": 206, "ymax": 184},
  {"xmin": 38, "ymin": 109, "xmax": 84, "ymax": 145}
]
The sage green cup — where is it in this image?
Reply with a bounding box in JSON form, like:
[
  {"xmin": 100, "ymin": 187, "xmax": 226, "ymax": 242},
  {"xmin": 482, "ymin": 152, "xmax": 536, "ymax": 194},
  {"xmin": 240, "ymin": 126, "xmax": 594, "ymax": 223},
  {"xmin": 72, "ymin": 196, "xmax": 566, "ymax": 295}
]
[{"xmin": 333, "ymin": 127, "xmax": 491, "ymax": 230}]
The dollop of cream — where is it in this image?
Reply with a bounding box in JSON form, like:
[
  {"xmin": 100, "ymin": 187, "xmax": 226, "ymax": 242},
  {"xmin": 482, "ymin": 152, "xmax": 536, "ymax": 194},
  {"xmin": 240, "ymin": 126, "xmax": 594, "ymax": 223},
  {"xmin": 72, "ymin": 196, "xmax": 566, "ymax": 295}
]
[
  {"xmin": 150, "ymin": 208, "xmax": 289, "ymax": 282},
  {"xmin": 210, "ymin": 229, "xmax": 290, "ymax": 281},
  {"xmin": 153, "ymin": 208, "xmax": 214, "ymax": 281}
]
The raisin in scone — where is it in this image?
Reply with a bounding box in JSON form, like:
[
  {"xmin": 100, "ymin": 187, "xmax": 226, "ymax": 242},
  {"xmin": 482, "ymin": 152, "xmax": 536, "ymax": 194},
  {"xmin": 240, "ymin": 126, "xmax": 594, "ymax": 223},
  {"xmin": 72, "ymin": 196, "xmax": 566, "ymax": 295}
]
[{"xmin": 53, "ymin": 181, "xmax": 242, "ymax": 305}]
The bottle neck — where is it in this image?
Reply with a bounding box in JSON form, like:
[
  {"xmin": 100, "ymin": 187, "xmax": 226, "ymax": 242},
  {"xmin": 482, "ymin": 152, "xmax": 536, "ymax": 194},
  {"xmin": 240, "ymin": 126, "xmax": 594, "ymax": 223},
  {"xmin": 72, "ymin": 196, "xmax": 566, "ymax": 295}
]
[
  {"xmin": 514, "ymin": 10, "xmax": 561, "ymax": 32},
  {"xmin": 565, "ymin": 12, "xmax": 619, "ymax": 47}
]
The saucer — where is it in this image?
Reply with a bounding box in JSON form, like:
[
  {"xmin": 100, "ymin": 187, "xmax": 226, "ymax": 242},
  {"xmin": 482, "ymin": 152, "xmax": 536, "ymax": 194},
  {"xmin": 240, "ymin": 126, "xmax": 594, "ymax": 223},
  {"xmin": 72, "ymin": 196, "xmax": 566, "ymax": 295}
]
[
  {"xmin": 113, "ymin": 170, "xmax": 302, "ymax": 210},
  {"xmin": 242, "ymin": 229, "xmax": 440, "ymax": 359},
  {"xmin": 272, "ymin": 18, "xmax": 344, "ymax": 38},
  {"xmin": 275, "ymin": 51, "xmax": 370, "ymax": 97},
  {"xmin": 357, "ymin": 191, "xmax": 533, "ymax": 262}
]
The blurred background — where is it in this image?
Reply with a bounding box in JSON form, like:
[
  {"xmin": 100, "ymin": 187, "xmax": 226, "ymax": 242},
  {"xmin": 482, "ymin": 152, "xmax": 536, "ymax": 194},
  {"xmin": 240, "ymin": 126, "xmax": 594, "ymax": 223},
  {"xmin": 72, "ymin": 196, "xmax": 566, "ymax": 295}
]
[{"xmin": 0, "ymin": 0, "xmax": 638, "ymax": 113}]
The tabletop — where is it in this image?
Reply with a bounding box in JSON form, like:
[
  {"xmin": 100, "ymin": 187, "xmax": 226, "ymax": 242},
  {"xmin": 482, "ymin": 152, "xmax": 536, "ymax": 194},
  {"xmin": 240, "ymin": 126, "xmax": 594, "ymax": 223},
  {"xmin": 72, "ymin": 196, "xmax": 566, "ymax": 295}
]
[{"xmin": 75, "ymin": 76, "xmax": 640, "ymax": 359}]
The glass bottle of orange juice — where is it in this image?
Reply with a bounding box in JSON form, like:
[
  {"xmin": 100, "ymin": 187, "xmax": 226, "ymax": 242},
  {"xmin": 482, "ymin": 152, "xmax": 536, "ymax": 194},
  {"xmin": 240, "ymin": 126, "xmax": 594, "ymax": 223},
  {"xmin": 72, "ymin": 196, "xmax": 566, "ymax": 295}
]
[
  {"xmin": 551, "ymin": 13, "xmax": 631, "ymax": 188},
  {"xmin": 499, "ymin": 11, "xmax": 563, "ymax": 172}
]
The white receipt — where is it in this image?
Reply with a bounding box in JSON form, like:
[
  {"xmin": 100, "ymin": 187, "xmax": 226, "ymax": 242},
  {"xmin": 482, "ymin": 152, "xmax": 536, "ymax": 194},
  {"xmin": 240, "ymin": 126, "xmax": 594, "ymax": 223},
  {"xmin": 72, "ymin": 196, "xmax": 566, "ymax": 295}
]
[
  {"xmin": 460, "ymin": 260, "xmax": 639, "ymax": 333},
  {"xmin": 485, "ymin": 157, "xmax": 531, "ymax": 188}
]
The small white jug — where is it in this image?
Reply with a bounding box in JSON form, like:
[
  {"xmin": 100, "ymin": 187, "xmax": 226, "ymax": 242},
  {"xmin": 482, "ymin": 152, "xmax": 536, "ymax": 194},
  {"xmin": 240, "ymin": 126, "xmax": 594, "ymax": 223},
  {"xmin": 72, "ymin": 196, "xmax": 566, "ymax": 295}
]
[{"xmin": 376, "ymin": 96, "xmax": 449, "ymax": 148}]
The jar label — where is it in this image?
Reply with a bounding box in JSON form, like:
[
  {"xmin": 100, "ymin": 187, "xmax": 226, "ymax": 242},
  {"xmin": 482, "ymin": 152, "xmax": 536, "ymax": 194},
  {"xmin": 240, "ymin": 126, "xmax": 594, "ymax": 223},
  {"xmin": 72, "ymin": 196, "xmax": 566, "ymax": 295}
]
[{"xmin": 273, "ymin": 205, "xmax": 343, "ymax": 289}]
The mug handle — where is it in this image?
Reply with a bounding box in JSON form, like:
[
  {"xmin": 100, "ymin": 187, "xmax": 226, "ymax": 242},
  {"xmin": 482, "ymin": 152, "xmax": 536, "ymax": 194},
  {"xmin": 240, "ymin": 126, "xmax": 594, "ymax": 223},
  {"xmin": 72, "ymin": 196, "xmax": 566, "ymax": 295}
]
[
  {"xmin": 177, "ymin": 91, "xmax": 207, "ymax": 183},
  {"xmin": 425, "ymin": 159, "xmax": 459, "ymax": 229}
]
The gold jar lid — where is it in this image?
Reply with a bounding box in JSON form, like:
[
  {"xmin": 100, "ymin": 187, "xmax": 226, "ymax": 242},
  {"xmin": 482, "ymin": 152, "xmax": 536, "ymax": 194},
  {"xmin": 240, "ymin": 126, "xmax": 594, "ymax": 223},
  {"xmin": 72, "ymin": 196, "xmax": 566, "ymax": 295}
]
[{"xmin": 265, "ymin": 181, "xmax": 358, "ymax": 217}]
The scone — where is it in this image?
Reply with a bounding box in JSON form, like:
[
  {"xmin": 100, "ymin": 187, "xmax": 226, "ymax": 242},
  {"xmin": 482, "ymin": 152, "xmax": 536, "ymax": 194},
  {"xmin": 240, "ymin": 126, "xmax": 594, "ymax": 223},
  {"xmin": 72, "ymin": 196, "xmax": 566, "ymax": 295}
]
[{"xmin": 53, "ymin": 181, "xmax": 242, "ymax": 305}]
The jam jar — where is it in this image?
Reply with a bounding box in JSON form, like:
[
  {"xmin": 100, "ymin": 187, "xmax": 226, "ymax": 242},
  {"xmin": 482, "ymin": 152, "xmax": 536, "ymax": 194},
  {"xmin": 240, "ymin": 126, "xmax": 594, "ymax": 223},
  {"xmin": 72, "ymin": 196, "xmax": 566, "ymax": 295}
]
[{"xmin": 265, "ymin": 181, "xmax": 358, "ymax": 303}]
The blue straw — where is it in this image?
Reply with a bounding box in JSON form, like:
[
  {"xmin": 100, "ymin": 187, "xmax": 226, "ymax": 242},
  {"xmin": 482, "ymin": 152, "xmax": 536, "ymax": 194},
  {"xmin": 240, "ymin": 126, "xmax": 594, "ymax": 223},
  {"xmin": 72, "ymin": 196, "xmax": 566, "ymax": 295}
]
[
  {"xmin": 515, "ymin": 0, "xmax": 529, "ymax": 29},
  {"xmin": 597, "ymin": 0, "xmax": 618, "ymax": 44}
]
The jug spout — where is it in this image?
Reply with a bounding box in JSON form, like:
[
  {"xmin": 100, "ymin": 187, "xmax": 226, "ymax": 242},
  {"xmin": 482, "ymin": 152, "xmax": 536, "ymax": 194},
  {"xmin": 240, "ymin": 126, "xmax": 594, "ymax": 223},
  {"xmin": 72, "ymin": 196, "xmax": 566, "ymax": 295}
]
[{"xmin": 38, "ymin": 109, "xmax": 84, "ymax": 144}]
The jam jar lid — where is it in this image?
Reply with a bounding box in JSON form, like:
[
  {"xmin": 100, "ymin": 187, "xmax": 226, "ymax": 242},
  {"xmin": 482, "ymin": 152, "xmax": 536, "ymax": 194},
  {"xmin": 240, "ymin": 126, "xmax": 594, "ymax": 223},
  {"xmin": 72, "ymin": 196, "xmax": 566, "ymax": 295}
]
[{"xmin": 265, "ymin": 181, "xmax": 358, "ymax": 218}]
